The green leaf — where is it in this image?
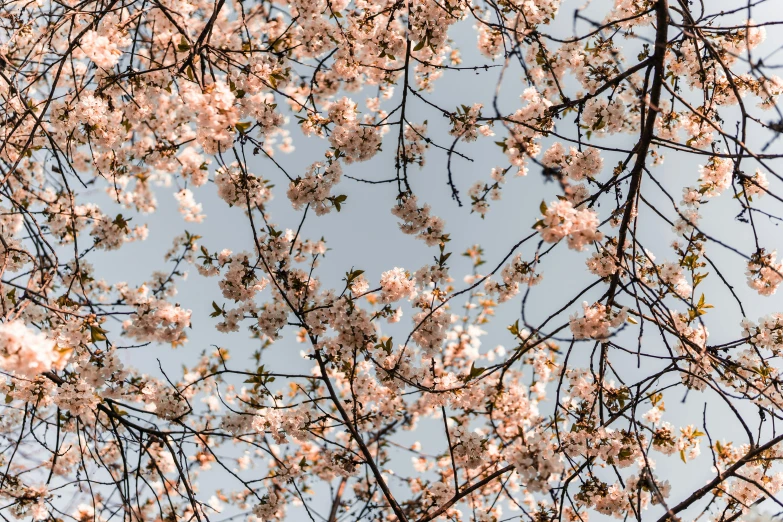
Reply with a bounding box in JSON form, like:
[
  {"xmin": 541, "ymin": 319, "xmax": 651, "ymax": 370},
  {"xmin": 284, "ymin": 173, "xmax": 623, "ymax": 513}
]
[
  {"xmin": 466, "ymin": 362, "xmax": 486, "ymax": 381},
  {"xmin": 330, "ymin": 194, "xmax": 348, "ymax": 212},
  {"xmin": 346, "ymin": 269, "xmax": 364, "ymax": 284},
  {"xmin": 236, "ymin": 121, "xmax": 253, "ymax": 134},
  {"xmin": 693, "ymin": 272, "xmax": 708, "ymax": 287},
  {"xmin": 177, "ymin": 36, "xmax": 191, "ymax": 52},
  {"xmin": 539, "ymin": 200, "xmax": 548, "ymax": 214},
  {"xmin": 268, "ymin": 226, "xmax": 283, "ymax": 238},
  {"xmin": 113, "ymin": 213, "xmax": 130, "ymax": 231},
  {"xmin": 508, "ymin": 320, "xmax": 520, "ymax": 337},
  {"xmin": 90, "ymin": 325, "xmax": 108, "ymax": 342}
]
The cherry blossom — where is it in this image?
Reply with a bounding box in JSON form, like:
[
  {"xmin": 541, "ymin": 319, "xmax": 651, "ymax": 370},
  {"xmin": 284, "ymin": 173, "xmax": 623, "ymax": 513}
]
[{"xmin": 1, "ymin": 1, "xmax": 782, "ymax": 521}]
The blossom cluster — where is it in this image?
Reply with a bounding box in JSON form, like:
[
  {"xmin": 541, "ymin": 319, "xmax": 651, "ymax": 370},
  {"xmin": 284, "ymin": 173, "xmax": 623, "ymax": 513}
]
[{"xmin": 0, "ymin": 0, "xmax": 782, "ymax": 521}]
